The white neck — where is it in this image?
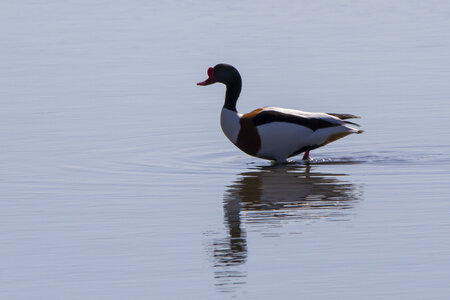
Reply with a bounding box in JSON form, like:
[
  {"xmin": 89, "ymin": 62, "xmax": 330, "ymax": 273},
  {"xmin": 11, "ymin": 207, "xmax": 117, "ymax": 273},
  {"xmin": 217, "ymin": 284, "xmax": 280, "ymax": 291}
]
[{"xmin": 220, "ymin": 108, "xmax": 241, "ymax": 144}]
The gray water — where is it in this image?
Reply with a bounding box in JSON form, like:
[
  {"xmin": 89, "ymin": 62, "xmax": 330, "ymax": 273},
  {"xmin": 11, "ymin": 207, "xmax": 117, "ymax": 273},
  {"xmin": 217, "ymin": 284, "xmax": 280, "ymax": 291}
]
[{"xmin": 1, "ymin": 1, "xmax": 450, "ymax": 299}]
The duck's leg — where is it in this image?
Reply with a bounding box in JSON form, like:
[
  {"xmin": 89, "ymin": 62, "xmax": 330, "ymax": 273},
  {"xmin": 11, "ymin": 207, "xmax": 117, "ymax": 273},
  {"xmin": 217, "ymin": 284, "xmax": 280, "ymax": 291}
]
[
  {"xmin": 272, "ymin": 159, "xmax": 288, "ymax": 166},
  {"xmin": 302, "ymin": 151, "xmax": 311, "ymax": 161}
]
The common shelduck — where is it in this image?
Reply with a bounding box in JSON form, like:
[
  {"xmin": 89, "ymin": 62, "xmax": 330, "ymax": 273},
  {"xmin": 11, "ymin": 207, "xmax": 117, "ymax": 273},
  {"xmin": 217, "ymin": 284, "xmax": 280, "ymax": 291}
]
[{"xmin": 197, "ymin": 64, "xmax": 363, "ymax": 164}]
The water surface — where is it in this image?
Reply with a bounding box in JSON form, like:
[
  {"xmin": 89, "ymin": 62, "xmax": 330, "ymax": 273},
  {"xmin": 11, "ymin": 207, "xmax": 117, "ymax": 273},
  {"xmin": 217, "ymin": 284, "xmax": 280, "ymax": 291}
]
[{"xmin": 1, "ymin": 0, "xmax": 450, "ymax": 299}]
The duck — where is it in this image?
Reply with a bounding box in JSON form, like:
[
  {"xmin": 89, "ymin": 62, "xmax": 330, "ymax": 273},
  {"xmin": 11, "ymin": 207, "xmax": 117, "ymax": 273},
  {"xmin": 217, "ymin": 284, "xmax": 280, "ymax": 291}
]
[{"xmin": 197, "ymin": 64, "xmax": 363, "ymax": 164}]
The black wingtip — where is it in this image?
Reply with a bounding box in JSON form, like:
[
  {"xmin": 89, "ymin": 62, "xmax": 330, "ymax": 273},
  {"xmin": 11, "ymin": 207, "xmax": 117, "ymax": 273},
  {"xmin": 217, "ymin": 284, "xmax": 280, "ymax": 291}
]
[
  {"xmin": 344, "ymin": 120, "xmax": 361, "ymax": 127},
  {"xmin": 328, "ymin": 113, "xmax": 361, "ymax": 120}
]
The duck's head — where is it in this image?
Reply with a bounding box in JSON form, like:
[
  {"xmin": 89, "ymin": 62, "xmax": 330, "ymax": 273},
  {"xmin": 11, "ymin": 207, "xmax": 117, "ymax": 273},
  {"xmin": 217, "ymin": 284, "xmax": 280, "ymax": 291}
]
[{"xmin": 197, "ymin": 64, "xmax": 241, "ymax": 86}]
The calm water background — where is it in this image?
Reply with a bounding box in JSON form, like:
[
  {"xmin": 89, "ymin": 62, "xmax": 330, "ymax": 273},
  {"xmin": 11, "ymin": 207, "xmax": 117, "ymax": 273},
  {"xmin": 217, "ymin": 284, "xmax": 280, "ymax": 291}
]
[{"xmin": 1, "ymin": 1, "xmax": 450, "ymax": 299}]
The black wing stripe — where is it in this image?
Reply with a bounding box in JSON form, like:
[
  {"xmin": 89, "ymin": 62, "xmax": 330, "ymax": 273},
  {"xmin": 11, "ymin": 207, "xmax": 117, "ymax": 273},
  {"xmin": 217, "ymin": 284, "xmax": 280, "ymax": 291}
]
[{"xmin": 253, "ymin": 110, "xmax": 339, "ymax": 131}]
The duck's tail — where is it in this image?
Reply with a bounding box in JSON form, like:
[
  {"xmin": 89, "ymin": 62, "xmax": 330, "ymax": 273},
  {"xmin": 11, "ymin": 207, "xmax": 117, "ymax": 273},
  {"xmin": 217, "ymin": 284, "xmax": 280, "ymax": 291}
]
[
  {"xmin": 328, "ymin": 112, "xmax": 363, "ymax": 132},
  {"xmin": 347, "ymin": 127, "xmax": 364, "ymax": 134}
]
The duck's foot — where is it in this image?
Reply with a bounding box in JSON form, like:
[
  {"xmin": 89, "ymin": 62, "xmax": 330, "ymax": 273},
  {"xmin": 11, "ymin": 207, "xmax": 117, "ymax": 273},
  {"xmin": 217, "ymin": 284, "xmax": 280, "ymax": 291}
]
[{"xmin": 302, "ymin": 151, "xmax": 311, "ymax": 161}]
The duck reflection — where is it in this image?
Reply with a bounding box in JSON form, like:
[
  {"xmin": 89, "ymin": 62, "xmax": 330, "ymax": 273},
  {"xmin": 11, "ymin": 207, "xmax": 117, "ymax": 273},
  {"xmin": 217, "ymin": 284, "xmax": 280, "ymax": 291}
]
[{"xmin": 212, "ymin": 164, "xmax": 362, "ymax": 292}]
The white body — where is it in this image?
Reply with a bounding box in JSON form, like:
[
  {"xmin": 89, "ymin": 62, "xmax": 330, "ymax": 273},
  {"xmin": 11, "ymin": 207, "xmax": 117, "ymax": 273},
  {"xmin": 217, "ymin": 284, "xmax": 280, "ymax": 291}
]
[
  {"xmin": 220, "ymin": 107, "xmax": 241, "ymax": 144},
  {"xmin": 221, "ymin": 107, "xmax": 360, "ymax": 163}
]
